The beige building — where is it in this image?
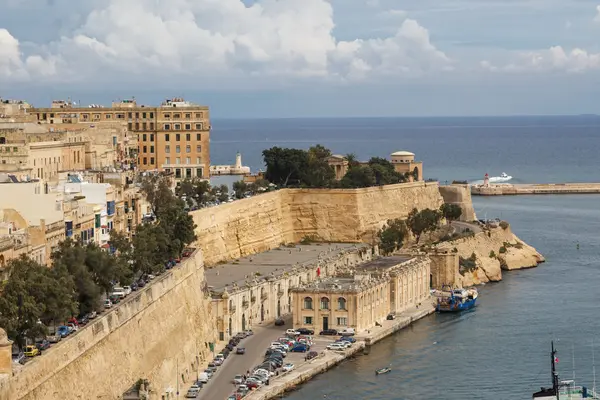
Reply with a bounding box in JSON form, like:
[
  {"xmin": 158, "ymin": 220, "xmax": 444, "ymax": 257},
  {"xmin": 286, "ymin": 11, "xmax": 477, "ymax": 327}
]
[
  {"xmin": 206, "ymin": 243, "xmax": 374, "ymax": 341},
  {"xmin": 326, "ymin": 155, "xmax": 349, "ymax": 180},
  {"xmin": 390, "ymin": 151, "xmax": 423, "ymax": 181},
  {"xmin": 32, "ymin": 98, "xmax": 211, "ymax": 180},
  {"xmin": 291, "ymin": 256, "xmax": 430, "ymax": 334}
]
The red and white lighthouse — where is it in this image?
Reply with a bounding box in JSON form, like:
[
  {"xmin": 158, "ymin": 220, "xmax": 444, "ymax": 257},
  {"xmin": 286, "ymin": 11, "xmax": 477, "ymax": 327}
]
[{"xmin": 484, "ymin": 173, "xmax": 490, "ymax": 187}]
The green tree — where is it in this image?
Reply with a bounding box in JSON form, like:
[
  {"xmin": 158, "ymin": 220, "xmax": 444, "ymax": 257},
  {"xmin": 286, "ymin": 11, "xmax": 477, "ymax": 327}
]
[
  {"xmin": 345, "ymin": 153, "xmax": 360, "ymax": 169},
  {"xmin": 232, "ymin": 181, "xmax": 248, "ymax": 199},
  {"xmin": 340, "ymin": 166, "xmax": 376, "ymax": 188},
  {"xmin": 132, "ymin": 224, "xmax": 170, "ymax": 274},
  {"xmin": 302, "ymin": 145, "xmax": 335, "ymax": 188},
  {"xmin": 368, "ymin": 157, "xmax": 406, "ymax": 185},
  {"xmin": 378, "ymin": 219, "xmax": 408, "ymax": 255},
  {"xmin": 406, "ymin": 208, "xmax": 442, "ymax": 243},
  {"xmin": 440, "ymin": 203, "xmax": 463, "ymax": 224},
  {"xmin": 262, "ymin": 147, "xmax": 309, "ymax": 187},
  {"xmin": 140, "ymin": 174, "xmax": 174, "ymax": 218}
]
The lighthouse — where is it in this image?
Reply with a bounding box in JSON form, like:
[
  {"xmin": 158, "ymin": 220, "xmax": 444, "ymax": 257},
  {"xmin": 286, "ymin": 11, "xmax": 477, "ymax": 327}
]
[
  {"xmin": 235, "ymin": 152, "xmax": 242, "ymax": 170},
  {"xmin": 483, "ymin": 173, "xmax": 490, "ymax": 187}
]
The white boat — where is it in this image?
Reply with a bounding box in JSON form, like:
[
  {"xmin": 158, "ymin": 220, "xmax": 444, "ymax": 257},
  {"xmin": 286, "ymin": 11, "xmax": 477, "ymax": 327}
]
[{"xmin": 488, "ymin": 172, "xmax": 512, "ymax": 183}]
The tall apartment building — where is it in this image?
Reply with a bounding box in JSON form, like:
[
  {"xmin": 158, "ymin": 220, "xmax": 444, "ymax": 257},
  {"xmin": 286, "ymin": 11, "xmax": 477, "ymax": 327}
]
[{"xmin": 31, "ymin": 98, "xmax": 211, "ymax": 180}]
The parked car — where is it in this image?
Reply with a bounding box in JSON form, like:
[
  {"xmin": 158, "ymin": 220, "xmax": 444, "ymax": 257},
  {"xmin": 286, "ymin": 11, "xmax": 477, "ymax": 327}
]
[
  {"xmin": 306, "ymin": 351, "xmax": 318, "ymax": 360},
  {"xmin": 104, "ymin": 299, "xmax": 113, "ymax": 309},
  {"xmin": 185, "ymin": 385, "xmax": 201, "ymax": 398},
  {"xmin": 319, "ymin": 329, "xmax": 338, "ymax": 336},
  {"xmin": 282, "ymin": 363, "xmax": 295, "ymax": 372},
  {"xmin": 386, "ymin": 313, "xmax": 396, "ymax": 320},
  {"xmin": 108, "ymin": 294, "xmax": 120, "ymax": 304},
  {"xmin": 67, "ymin": 322, "xmax": 79, "ymax": 332},
  {"xmin": 204, "ymin": 369, "xmax": 214, "ymax": 379},
  {"xmin": 232, "ymin": 374, "xmax": 244, "ymax": 384},
  {"xmin": 122, "ymin": 286, "xmax": 132, "ymax": 295},
  {"xmin": 137, "ymin": 279, "xmax": 146, "ymax": 288},
  {"xmin": 335, "ymin": 340, "xmax": 351, "ymax": 348},
  {"xmin": 213, "ymin": 358, "xmax": 223, "ymax": 366},
  {"xmin": 296, "ymin": 328, "xmax": 314, "ymax": 335},
  {"xmin": 236, "ymin": 347, "xmax": 246, "ymax": 355},
  {"xmin": 245, "ymin": 330, "xmax": 253, "ymax": 336},
  {"xmin": 197, "ymin": 372, "xmax": 209, "ymax": 383},
  {"xmin": 291, "ymin": 344, "xmax": 308, "ymax": 352},
  {"xmin": 274, "ymin": 318, "xmax": 285, "ymax": 326},
  {"xmin": 57, "ymin": 325, "xmax": 70, "ymax": 338},
  {"xmin": 286, "ymin": 329, "xmax": 300, "ymax": 336},
  {"xmin": 47, "ymin": 333, "xmax": 62, "ymax": 343},
  {"xmin": 339, "ymin": 328, "xmax": 355, "ymax": 337},
  {"xmin": 327, "ymin": 343, "xmax": 346, "ymax": 351},
  {"xmin": 35, "ymin": 339, "xmax": 50, "ymax": 351},
  {"xmin": 87, "ymin": 311, "xmax": 98, "ymax": 319},
  {"xmin": 76, "ymin": 315, "xmax": 89, "ymax": 326},
  {"xmin": 245, "ymin": 378, "xmax": 262, "ymax": 389},
  {"xmin": 340, "ymin": 336, "xmax": 356, "ymax": 343},
  {"xmin": 12, "ymin": 350, "xmax": 25, "ymax": 365},
  {"xmin": 24, "ymin": 345, "xmax": 39, "ymax": 357}
]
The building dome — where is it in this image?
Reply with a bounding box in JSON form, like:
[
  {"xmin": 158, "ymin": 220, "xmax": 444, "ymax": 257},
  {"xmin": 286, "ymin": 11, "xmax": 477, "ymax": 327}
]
[{"xmin": 390, "ymin": 151, "xmax": 415, "ymax": 157}]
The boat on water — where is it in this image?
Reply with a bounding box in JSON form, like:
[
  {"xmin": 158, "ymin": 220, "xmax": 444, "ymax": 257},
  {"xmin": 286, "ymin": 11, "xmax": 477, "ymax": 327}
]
[
  {"xmin": 434, "ymin": 286, "xmax": 478, "ymax": 313},
  {"xmin": 375, "ymin": 367, "xmax": 391, "ymax": 375},
  {"xmin": 533, "ymin": 341, "xmax": 600, "ymax": 399},
  {"xmin": 488, "ymin": 172, "xmax": 512, "ymax": 182}
]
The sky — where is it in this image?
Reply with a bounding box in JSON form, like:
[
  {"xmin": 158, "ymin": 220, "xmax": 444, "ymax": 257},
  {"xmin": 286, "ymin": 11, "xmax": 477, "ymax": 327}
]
[{"xmin": 2, "ymin": 0, "xmax": 600, "ymax": 118}]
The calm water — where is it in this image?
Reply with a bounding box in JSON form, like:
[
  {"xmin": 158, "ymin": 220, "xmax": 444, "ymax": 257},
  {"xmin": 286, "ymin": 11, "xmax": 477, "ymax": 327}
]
[{"xmin": 210, "ymin": 116, "xmax": 600, "ymax": 399}]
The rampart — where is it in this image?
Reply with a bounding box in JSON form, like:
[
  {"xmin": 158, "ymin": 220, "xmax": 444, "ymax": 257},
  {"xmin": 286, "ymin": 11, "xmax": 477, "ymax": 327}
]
[
  {"xmin": 4, "ymin": 250, "xmax": 216, "ymax": 400},
  {"xmin": 192, "ymin": 181, "xmax": 444, "ymax": 266}
]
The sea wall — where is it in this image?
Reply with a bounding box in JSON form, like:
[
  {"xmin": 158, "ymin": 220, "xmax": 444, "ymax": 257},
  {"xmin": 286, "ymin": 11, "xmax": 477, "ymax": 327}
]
[
  {"xmin": 192, "ymin": 182, "xmax": 444, "ymax": 266},
  {"xmin": 434, "ymin": 225, "xmax": 545, "ymax": 287},
  {"xmin": 439, "ymin": 184, "xmax": 477, "ymax": 221},
  {"xmin": 472, "ymin": 182, "xmax": 600, "ymax": 196},
  {"xmin": 4, "ymin": 250, "xmax": 217, "ymax": 400}
]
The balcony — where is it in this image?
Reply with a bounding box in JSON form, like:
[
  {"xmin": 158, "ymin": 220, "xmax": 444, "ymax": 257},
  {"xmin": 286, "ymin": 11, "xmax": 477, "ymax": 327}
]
[
  {"xmin": 242, "ymin": 300, "xmax": 249, "ymax": 308},
  {"xmin": 261, "ymin": 292, "xmax": 268, "ymax": 301},
  {"xmin": 229, "ymin": 305, "xmax": 236, "ymax": 314},
  {"xmin": 251, "ymin": 296, "xmax": 256, "ymax": 303}
]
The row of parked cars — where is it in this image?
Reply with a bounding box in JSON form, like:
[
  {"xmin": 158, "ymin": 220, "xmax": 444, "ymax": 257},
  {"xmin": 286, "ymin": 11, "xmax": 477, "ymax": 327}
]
[{"xmin": 183, "ymin": 330, "xmax": 254, "ymax": 399}]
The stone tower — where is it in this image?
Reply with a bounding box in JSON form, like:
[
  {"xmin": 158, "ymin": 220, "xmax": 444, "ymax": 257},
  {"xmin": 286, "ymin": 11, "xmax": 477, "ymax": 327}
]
[
  {"xmin": 483, "ymin": 173, "xmax": 490, "ymax": 187},
  {"xmin": 235, "ymin": 152, "xmax": 242, "ymax": 169}
]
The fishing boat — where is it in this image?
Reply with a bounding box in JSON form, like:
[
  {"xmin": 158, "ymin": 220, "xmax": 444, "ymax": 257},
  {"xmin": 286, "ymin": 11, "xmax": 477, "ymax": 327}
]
[
  {"xmin": 532, "ymin": 341, "xmax": 600, "ymax": 399},
  {"xmin": 375, "ymin": 367, "xmax": 391, "ymax": 375},
  {"xmin": 434, "ymin": 286, "xmax": 478, "ymax": 313},
  {"xmin": 488, "ymin": 172, "xmax": 512, "ymax": 182}
]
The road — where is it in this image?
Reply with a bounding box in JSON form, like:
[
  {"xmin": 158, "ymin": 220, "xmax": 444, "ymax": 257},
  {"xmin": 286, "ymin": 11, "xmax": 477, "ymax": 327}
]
[
  {"xmin": 451, "ymin": 221, "xmax": 482, "ymax": 234},
  {"xmin": 197, "ymin": 317, "xmax": 290, "ymax": 400}
]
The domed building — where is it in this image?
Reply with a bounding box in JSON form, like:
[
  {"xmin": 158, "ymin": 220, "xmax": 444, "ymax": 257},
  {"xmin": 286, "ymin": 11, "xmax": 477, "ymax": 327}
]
[{"xmin": 390, "ymin": 151, "xmax": 423, "ymax": 181}]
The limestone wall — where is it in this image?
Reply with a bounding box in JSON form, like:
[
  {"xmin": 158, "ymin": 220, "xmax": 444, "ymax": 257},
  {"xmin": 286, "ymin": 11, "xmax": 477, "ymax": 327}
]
[
  {"xmin": 6, "ymin": 250, "xmax": 217, "ymax": 400},
  {"xmin": 435, "ymin": 225, "xmax": 545, "ymax": 287},
  {"xmin": 192, "ymin": 182, "xmax": 444, "ymax": 266},
  {"xmin": 439, "ymin": 184, "xmax": 477, "ymax": 221}
]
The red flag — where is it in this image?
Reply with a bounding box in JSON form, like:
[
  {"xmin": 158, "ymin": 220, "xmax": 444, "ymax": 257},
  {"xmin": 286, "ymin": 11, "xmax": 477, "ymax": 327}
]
[
  {"xmin": 317, "ymin": 267, "xmax": 321, "ymax": 277},
  {"xmin": 555, "ymin": 357, "xmax": 559, "ymax": 363}
]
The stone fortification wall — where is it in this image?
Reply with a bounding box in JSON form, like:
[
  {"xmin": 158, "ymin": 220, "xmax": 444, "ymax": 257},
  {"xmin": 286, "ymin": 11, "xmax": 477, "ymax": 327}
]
[
  {"xmin": 192, "ymin": 182, "xmax": 444, "ymax": 266},
  {"xmin": 5, "ymin": 250, "xmax": 216, "ymax": 400},
  {"xmin": 439, "ymin": 184, "xmax": 477, "ymax": 221},
  {"xmin": 435, "ymin": 225, "xmax": 545, "ymax": 287}
]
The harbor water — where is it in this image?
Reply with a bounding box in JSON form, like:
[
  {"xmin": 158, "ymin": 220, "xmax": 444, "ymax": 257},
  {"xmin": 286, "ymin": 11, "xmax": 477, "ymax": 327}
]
[{"xmin": 210, "ymin": 116, "xmax": 600, "ymax": 399}]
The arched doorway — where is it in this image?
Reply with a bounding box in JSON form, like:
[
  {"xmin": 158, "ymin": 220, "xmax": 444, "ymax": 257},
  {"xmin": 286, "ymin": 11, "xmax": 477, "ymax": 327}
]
[
  {"xmin": 242, "ymin": 314, "xmax": 246, "ymax": 331},
  {"xmin": 260, "ymin": 304, "xmax": 264, "ymax": 322},
  {"xmin": 277, "ymin": 300, "xmax": 281, "ymax": 318},
  {"xmin": 228, "ymin": 317, "xmax": 232, "ymax": 337}
]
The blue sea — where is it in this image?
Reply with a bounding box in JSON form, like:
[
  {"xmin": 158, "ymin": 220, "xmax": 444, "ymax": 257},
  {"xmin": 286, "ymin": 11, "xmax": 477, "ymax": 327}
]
[{"xmin": 210, "ymin": 116, "xmax": 600, "ymax": 400}]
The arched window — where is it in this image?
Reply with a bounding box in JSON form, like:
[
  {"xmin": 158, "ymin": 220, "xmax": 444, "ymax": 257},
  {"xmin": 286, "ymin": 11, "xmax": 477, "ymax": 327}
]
[
  {"xmin": 304, "ymin": 297, "xmax": 313, "ymax": 310},
  {"xmin": 320, "ymin": 297, "xmax": 330, "ymax": 310},
  {"xmin": 338, "ymin": 297, "xmax": 347, "ymax": 310},
  {"xmin": 229, "ymin": 299, "xmax": 233, "ymax": 309}
]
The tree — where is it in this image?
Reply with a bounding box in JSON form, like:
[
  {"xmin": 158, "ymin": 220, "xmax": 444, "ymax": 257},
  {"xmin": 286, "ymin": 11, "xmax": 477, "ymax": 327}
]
[
  {"xmin": 302, "ymin": 145, "xmax": 335, "ymax": 188},
  {"xmin": 0, "ymin": 256, "xmax": 75, "ymax": 349},
  {"xmin": 440, "ymin": 203, "xmax": 462, "ymax": 224},
  {"xmin": 378, "ymin": 219, "xmax": 408, "ymax": 255},
  {"xmin": 340, "ymin": 166, "xmax": 375, "ymax": 188},
  {"xmin": 232, "ymin": 181, "xmax": 248, "ymax": 199},
  {"xmin": 345, "ymin": 153, "xmax": 360, "ymax": 169},
  {"xmin": 140, "ymin": 174, "xmax": 174, "ymax": 218},
  {"xmin": 262, "ymin": 147, "xmax": 309, "ymax": 187},
  {"xmin": 406, "ymin": 208, "xmax": 442, "ymax": 243},
  {"xmin": 367, "ymin": 157, "xmax": 406, "ymax": 185},
  {"xmin": 132, "ymin": 224, "xmax": 170, "ymax": 274},
  {"xmin": 211, "ymin": 184, "xmax": 230, "ymax": 203}
]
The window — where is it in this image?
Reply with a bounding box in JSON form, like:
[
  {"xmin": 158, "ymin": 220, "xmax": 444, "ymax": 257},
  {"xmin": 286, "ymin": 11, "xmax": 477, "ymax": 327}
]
[
  {"xmin": 195, "ymin": 112, "xmax": 203, "ymax": 118},
  {"xmin": 128, "ymin": 112, "xmax": 132, "ymax": 118},
  {"xmin": 186, "ymin": 133, "xmax": 191, "ymax": 141},
  {"xmin": 320, "ymin": 297, "xmax": 330, "ymax": 310},
  {"xmin": 303, "ymin": 316, "xmax": 313, "ymax": 325},
  {"xmin": 174, "ymin": 113, "xmax": 181, "ymax": 118},
  {"xmin": 186, "ymin": 168, "xmax": 192, "ymax": 178},
  {"xmin": 338, "ymin": 297, "xmax": 347, "ymax": 310},
  {"xmin": 142, "ymin": 122, "xmax": 147, "ymax": 130},
  {"xmin": 185, "ymin": 157, "xmax": 190, "ymax": 164},
  {"xmin": 175, "ymin": 168, "xmax": 181, "ymax": 178},
  {"xmin": 128, "ymin": 122, "xmax": 132, "ymax": 130},
  {"xmin": 150, "ymin": 122, "xmax": 154, "ymax": 130},
  {"xmin": 150, "ymin": 134, "xmax": 154, "ymax": 141},
  {"xmin": 186, "ymin": 145, "xmax": 191, "ymax": 153},
  {"xmin": 150, "ymin": 157, "xmax": 154, "ymax": 164},
  {"xmin": 150, "ymin": 112, "xmax": 154, "ymax": 118},
  {"xmin": 176, "ymin": 157, "xmax": 180, "ymax": 164},
  {"xmin": 185, "ymin": 124, "xmax": 191, "ymax": 130},
  {"xmin": 303, "ymin": 297, "xmax": 313, "ymax": 310},
  {"xmin": 196, "ymin": 168, "xmax": 203, "ymax": 177},
  {"xmin": 164, "ymin": 124, "xmax": 171, "ymax": 130},
  {"xmin": 143, "ymin": 157, "xmax": 147, "ymax": 165},
  {"xmin": 196, "ymin": 157, "xmax": 201, "ymax": 164},
  {"xmin": 143, "ymin": 134, "xmax": 147, "ymax": 141},
  {"xmin": 143, "ymin": 146, "xmax": 147, "ymax": 153},
  {"xmin": 165, "ymin": 134, "xmax": 170, "ymax": 142},
  {"xmin": 195, "ymin": 124, "xmax": 202, "ymax": 130},
  {"xmin": 106, "ymin": 114, "xmax": 112, "ymax": 119},
  {"xmin": 166, "ymin": 157, "xmax": 171, "ymax": 165},
  {"xmin": 135, "ymin": 122, "xmax": 139, "ymax": 130},
  {"xmin": 185, "ymin": 113, "xmax": 191, "ymax": 119},
  {"xmin": 176, "ymin": 145, "xmax": 181, "ymax": 153},
  {"xmin": 165, "ymin": 145, "xmax": 170, "ymax": 153},
  {"xmin": 164, "ymin": 113, "xmax": 170, "ymax": 119},
  {"xmin": 142, "ymin": 112, "xmax": 147, "ymax": 119},
  {"xmin": 176, "ymin": 134, "xmax": 181, "ymax": 141},
  {"xmin": 150, "ymin": 146, "xmax": 154, "ymax": 153},
  {"xmin": 135, "ymin": 112, "xmax": 139, "ymax": 118},
  {"xmin": 174, "ymin": 124, "xmax": 181, "ymax": 130},
  {"xmin": 196, "ymin": 145, "xmax": 202, "ymax": 153},
  {"xmin": 336, "ymin": 317, "xmax": 347, "ymax": 326},
  {"xmin": 196, "ymin": 133, "xmax": 201, "ymax": 140}
]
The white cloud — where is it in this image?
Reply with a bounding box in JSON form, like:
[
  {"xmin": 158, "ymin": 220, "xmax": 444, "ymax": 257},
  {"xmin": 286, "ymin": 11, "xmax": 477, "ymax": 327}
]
[
  {"xmin": 594, "ymin": 5, "xmax": 600, "ymax": 23},
  {"xmin": 0, "ymin": 0, "xmax": 451, "ymax": 86},
  {"xmin": 481, "ymin": 46, "xmax": 600, "ymax": 73}
]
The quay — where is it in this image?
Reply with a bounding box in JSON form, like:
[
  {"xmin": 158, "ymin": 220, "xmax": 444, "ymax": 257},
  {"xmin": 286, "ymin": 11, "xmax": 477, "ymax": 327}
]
[
  {"xmin": 244, "ymin": 305, "xmax": 435, "ymax": 400},
  {"xmin": 471, "ymin": 182, "xmax": 600, "ymax": 196}
]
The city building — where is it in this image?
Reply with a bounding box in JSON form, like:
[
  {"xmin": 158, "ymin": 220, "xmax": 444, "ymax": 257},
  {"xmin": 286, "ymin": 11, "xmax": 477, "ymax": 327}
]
[
  {"xmin": 206, "ymin": 243, "xmax": 374, "ymax": 341},
  {"xmin": 290, "ymin": 256, "xmax": 430, "ymax": 333},
  {"xmin": 326, "ymin": 155, "xmax": 349, "ymax": 180},
  {"xmin": 390, "ymin": 151, "xmax": 423, "ymax": 181},
  {"xmin": 31, "ymin": 98, "xmax": 211, "ymax": 180}
]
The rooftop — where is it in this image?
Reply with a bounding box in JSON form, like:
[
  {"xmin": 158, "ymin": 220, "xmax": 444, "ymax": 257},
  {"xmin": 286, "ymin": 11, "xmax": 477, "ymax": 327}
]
[
  {"xmin": 205, "ymin": 243, "xmax": 366, "ymax": 293},
  {"xmin": 356, "ymin": 256, "xmax": 413, "ymax": 271},
  {"xmin": 390, "ymin": 151, "xmax": 415, "ymax": 157}
]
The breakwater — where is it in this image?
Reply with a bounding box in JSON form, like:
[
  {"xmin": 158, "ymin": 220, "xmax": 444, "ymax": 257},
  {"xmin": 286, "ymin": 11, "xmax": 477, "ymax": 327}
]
[{"xmin": 471, "ymin": 183, "xmax": 600, "ymax": 196}]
